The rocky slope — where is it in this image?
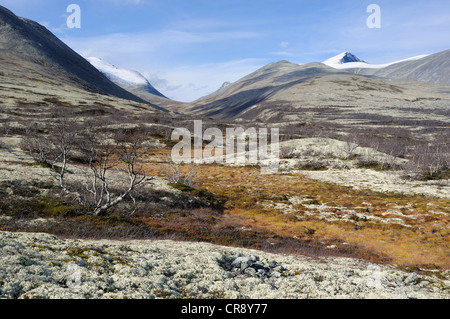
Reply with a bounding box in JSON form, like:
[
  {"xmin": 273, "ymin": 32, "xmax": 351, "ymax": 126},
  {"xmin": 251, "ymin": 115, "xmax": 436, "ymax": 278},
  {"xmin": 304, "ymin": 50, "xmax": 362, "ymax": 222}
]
[
  {"xmin": 373, "ymin": 50, "xmax": 450, "ymax": 85},
  {"xmin": 0, "ymin": 5, "xmax": 167, "ymax": 112},
  {"xmin": 0, "ymin": 231, "xmax": 448, "ymax": 299}
]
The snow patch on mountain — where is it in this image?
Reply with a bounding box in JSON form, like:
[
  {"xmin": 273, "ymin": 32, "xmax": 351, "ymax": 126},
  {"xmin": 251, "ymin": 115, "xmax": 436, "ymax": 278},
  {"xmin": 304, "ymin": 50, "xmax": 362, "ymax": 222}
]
[
  {"xmin": 86, "ymin": 57, "xmax": 167, "ymax": 98},
  {"xmin": 86, "ymin": 57, "xmax": 149, "ymax": 86},
  {"xmin": 323, "ymin": 52, "xmax": 367, "ymax": 66},
  {"xmin": 323, "ymin": 52, "xmax": 428, "ymax": 70}
]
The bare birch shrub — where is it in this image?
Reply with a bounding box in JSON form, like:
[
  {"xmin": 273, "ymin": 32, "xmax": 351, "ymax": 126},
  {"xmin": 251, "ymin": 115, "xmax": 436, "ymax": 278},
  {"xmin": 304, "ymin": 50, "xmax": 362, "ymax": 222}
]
[
  {"xmin": 0, "ymin": 122, "xmax": 12, "ymax": 136},
  {"xmin": 77, "ymin": 124, "xmax": 149, "ymax": 216},
  {"xmin": 405, "ymin": 143, "xmax": 449, "ymax": 180},
  {"xmin": 22, "ymin": 115, "xmax": 150, "ymax": 216},
  {"xmin": 21, "ymin": 124, "xmax": 52, "ymax": 164},
  {"xmin": 22, "ymin": 112, "xmax": 81, "ymax": 199},
  {"xmin": 280, "ymin": 146, "xmax": 296, "ymax": 159},
  {"xmin": 340, "ymin": 134, "xmax": 360, "ymax": 160},
  {"xmin": 160, "ymin": 159, "xmax": 199, "ymax": 187}
]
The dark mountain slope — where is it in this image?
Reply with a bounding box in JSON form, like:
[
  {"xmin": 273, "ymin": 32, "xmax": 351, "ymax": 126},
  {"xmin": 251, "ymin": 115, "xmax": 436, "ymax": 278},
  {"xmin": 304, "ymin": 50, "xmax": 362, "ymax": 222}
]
[
  {"xmin": 0, "ymin": 5, "xmax": 166, "ymax": 112},
  {"xmin": 373, "ymin": 49, "xmax": 450, "ymax": 85}
]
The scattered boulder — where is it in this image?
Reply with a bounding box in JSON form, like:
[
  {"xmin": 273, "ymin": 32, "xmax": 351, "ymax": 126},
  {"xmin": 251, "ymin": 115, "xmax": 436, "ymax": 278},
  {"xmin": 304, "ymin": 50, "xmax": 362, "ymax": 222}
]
[{"xmin": 223, "ymin": 254, "xmax": 289, "ymax": 279}]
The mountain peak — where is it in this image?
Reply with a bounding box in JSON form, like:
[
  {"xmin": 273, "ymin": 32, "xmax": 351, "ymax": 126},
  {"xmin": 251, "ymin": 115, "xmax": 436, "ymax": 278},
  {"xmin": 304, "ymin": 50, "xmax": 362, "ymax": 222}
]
[
  {"xmin": 323, "ymin": 51, "xmax": 430, "ymax": 70},
  {"xmin": 86, "ymin": 57, "xmax": 167, "ymax": 99},
  {"xmin": 86, "ymin": 57, "xmax": 149, "ymax": 86},
  {"xmin": 323, "ymin": 52, "xmax": 367, "ymax": 66},
  {"xmin": 255, "ymin": 60, "xmax": 300, "ymax": 74}
]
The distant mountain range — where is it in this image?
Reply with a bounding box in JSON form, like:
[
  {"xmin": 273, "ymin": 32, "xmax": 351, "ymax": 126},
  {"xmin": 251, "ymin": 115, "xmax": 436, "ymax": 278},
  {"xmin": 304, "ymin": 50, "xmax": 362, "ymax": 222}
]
[
  {"xmin": 1, "ymin": 4, "xmax": 449, "ymax": 123},
  {"xmin": 189, "ymin": 61, "xmax": 338, "ymax": 119},
  {"xmin": 186, "ymin": 56, "xmax": 450, "ymax": 122}
]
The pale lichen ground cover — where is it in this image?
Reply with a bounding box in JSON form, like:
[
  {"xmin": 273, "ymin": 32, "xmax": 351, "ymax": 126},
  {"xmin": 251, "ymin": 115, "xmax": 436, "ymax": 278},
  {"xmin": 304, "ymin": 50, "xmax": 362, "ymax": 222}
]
[{"xmin": 0, "ymin": 231, "xmax": 448, "ymax": 299}]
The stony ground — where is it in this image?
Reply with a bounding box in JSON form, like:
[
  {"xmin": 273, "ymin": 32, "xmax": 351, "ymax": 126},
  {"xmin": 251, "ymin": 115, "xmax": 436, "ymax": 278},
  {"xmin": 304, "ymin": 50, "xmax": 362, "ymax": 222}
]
[{"xmin": 0, "ymin": 231, "xmax": 448, "ymax": 299}]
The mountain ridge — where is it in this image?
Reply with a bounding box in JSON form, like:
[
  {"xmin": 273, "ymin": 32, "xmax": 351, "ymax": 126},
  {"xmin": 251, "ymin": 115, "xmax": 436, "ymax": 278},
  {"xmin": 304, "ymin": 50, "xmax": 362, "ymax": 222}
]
[
  {"xmin": 0, "ymin": 5, "xmax": 167, "ymax": 112},
  {"xmin": 323, "ymin": 51, "xmax": 429, "ymax": 71},
  {"xmin": 373, "ymin": 49, "xmax": 450, "ymax": 84},
  {"xmin": 86, "ymin": 57, "xmax": 168, "ymax": 99},
  {"xmin": 185, "ymin": 55, "xmax": 450, "ymax": 123}
]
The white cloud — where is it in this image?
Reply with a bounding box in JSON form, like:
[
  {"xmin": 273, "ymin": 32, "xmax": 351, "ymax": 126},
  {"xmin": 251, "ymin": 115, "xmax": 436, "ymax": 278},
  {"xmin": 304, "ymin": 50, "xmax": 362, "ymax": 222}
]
[
  {"xmin": 269, "ymin": 51, "xmax": 298, "ymax": 57},
  {"xmin": 141, "ymin": 58, "xmax": 267, "ymax": 102},
  {"xmin": 62, "ymin": 29, "xmax": 265, "ymax": 101},
  {"xmin": 62, "ymin": 29, "xmax": 262, "ymax": 58}
]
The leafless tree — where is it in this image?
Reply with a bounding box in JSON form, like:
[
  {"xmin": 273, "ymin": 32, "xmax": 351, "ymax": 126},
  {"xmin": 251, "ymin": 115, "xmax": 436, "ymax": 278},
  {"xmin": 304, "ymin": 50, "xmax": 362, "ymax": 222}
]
[
  {"xmin": 21, "ymin": 125, "xmax": 52, "ymax": 164},
  {"xmin": 50, "ymin": 115, "xmax": 79, "ymax": 196},
  {"xmin": 22, "ymin": 113, "xmax": 81, "ymax": 199},
  {"xmin": 0, "ymin": 122, "xmax": 12, "ymax": 136},
  {"xmin": 22, "ymin": 115, "xmax": 150, "ymax": 216},
  {"xmin": 160, "ymin": 160, "xmax": 199, "ymax": 187},
  {"xmin": 280, "ymin": 146, "xmax": 296, "ymax": 159},
  {"xmin": 163, "ymin": 126, "xmax": 174, "ymax": 142},
  {"xmin": 79, "ymin": 124, "xmax": 149, "ymax": 216},
  {"xmin": 406, "ymin": 143, "xmax": 449, "ymax": 179},
  {"xmin": 378, "ymin": 138, "xmax": 407, "ymax": 170},
  {"xmin": 341, "ymin": 134, "xmax": 360, "ymax": 160}
]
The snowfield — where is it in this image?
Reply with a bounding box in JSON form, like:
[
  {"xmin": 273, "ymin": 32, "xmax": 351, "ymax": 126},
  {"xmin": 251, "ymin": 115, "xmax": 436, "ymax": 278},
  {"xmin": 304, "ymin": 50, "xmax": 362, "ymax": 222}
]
[
  {"xmin": 0, "ymin": 231, "xmax": 448, "ymax": 299},
  {"xmin": 323, "ymin": 52, "xmax": 429, "ymax": 70},
  {"xmin": 86, "ymin": 57, "xmax": 149, "ymax": 86}
]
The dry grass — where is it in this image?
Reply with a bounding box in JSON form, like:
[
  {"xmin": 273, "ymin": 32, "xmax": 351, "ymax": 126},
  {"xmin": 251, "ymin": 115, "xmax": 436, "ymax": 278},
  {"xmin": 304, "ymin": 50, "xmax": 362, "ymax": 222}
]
[
  {"xmin": 141, "ymin": 161, "xmax": 449, "ymax": 269},
  {"xmin": 1, "ymin": 142, "xmax": 448, "ymax": 270}
]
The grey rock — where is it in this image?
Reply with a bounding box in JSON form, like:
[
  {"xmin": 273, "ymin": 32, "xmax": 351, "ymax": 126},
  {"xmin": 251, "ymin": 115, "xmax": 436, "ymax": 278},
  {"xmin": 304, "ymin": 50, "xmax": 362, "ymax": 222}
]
[
  {"xmin": 253, "ymin": 261, "xmax": 265, "ymax": 269},
  {"xmin": 405, "ymin": 273, "xmax": 419, "ymax": 285},
  {"xmin": 231, "ymin": 255, "xmax": 260, "ymax": 271},
  {"xmin": 270, "ymin": 271, "xmax": 282, "ymax": 278},
  {"xmin": 274, "ymin": 265, "xmax": 287, "ymax": 272},
  {"xmin": 243, "ymin": 267, "xmax": 257, "ymax": 277},
  {"xmin": 231, "ymin": 257, "xmax": 252, "ymax": 270},
  {"xmin": 256, "ymin": 269, "xmax": 267, "ymax": 276}
]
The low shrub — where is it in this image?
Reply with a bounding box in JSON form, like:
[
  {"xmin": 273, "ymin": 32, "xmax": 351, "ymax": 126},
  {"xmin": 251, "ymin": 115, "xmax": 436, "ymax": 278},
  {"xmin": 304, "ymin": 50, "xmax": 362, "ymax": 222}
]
[
  {"xmin": 356, "ymin": 160, "xmax": 391, "ymax": 171},
  {"xmin": 295, "ymin": 162, "xmax": 328, "ymax": 171}
]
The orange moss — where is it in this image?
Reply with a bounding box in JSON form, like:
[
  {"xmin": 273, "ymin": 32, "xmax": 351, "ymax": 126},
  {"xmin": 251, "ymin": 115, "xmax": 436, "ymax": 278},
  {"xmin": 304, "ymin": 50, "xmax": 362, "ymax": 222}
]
[{"xmin": 140, "ymin": 158, "xmax": 450, "ymax": 269}]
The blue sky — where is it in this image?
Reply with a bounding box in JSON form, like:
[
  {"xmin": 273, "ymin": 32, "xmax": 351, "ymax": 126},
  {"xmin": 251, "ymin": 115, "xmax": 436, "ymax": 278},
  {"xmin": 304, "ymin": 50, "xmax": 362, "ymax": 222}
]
[{"xmin": 1, "ymin": 0, "xmax": 449, "ymax": 101}]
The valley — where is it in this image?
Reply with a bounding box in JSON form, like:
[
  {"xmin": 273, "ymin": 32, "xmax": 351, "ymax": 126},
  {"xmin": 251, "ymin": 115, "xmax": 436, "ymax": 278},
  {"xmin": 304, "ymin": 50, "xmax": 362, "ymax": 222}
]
[{"xmin": 0, "ymin": 4, "xmax": 448, "ymax": 299}]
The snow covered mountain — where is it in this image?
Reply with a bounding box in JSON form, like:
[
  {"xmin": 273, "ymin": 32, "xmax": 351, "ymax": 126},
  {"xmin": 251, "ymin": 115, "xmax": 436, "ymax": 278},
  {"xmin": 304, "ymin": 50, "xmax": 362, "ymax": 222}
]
[
  {"xmin": 323, "ymin": 52, "xmax": 428, "ymax": 70},
  {"xmin": 0, "ymin": 5, "xmax": 156, "ymax": 106},
  {"xmin": 323, "ymin": 52, "xmax": 368, "ymax": 68},
  {"xmin": 86, "ymin": 57, "xmax": 167, "ymax": 99}
]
